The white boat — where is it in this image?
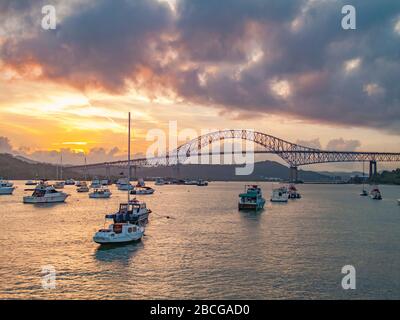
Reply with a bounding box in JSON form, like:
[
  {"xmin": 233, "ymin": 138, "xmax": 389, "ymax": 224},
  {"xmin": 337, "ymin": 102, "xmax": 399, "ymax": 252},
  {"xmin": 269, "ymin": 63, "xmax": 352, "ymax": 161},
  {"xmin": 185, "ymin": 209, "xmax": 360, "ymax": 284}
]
[
  {"xmin": 155, "ymin": 177, "xmax": 167, "ymax": 185},
  {"xmin": 0, "ymin": 182, "xmax": 15, "ymax": 195},
  {"xmin": 75, "ymin": 181, "xmax": 83, "ymax": 187},
  {"xmin": 93, "ymin": 222, "xmax": 144, "ymax": 244},
  {"xmin": 23, "ymin": 183, "xmax": 69, "ymax": 204},
  {"xmin": 64, "ymin": 179, "xmax": 75, "ymax": 185},
  {"xmin": 131, "ymin": 186, "xmax": 155, "ymax": 195},
  {"xmin": 288, "ymin": 184, "xmax": 301, "ymax": 199},
  {"xmin": 89, "ymin": 188, "xmax": 112, "ymax": 199},
  {"xmin": 117, "ymin": 178, "xmax": 133, "ymax": 190},
  {"xmin": 54, "ymin": 181, "xmax": 65, "ymax": 189},
  {"xmin": 25, "ymin": 180, "xmax": 38, "ymax": 186},
  {"xmin": 197, "ymin": 179, "xmax": 209, "ymax": 186},
  {"xmin": 90, "ymin": 179, "xmax": 102, "ymax": 188},
  {"xmin": 77, "ymin": 182, "xmax": 89, "ymax": 193},
  {"xmin": 101, "ymin": 179, "xmax": 110, "ymax": 186},
  {"xmin": 271, "ymin": 186, "xmax": 289, "ymax": 203},
  {"xmin": 184, "ymin": 179, "xmax": 199, "ymax": 185},
  {"xmin": 0, "ymin": 178, "xmax": 13, "ymax": 187},
  {"xmin": 370, "ymin": 186, "xmax": 382, "ymax": 200}
]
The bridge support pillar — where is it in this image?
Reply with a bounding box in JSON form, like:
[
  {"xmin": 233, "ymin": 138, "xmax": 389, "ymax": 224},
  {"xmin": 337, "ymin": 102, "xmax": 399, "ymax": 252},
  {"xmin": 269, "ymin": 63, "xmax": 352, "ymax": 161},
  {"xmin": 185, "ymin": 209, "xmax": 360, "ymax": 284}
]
[
  {"xmin": 369, "ymin": 161, "xmax": 377, "ymax": 178},
  {"xmin": 105, "ymin": 165, "xmax": 111, "ymax": 181},
  {"xmin": 289, "ymin": 166, "xmax": 298, "ymax": 183}
]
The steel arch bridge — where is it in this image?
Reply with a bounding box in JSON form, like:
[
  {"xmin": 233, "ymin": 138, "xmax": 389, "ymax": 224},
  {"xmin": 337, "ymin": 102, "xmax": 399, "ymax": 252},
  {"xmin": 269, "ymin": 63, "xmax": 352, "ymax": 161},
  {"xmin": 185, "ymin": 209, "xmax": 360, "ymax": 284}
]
[{"xmin": 68, "ymin": 130, "xmax": 400, "ymax": 179}]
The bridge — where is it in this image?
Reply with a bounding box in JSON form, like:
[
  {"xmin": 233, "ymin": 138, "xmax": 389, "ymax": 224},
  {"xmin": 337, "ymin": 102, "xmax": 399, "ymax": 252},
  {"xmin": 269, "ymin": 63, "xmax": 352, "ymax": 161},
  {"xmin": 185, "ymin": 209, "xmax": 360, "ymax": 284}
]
[{"xmin": 68, "ymin": 130, "xmax": 400, "ymax": 181}]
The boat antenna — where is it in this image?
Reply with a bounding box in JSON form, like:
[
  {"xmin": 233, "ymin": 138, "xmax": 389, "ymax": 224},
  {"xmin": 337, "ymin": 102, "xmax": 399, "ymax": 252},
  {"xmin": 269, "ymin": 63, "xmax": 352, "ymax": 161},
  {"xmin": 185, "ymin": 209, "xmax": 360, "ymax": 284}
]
[{"xmin": 128, "ymin": 112, "xmax": 131, "ymax": 203}]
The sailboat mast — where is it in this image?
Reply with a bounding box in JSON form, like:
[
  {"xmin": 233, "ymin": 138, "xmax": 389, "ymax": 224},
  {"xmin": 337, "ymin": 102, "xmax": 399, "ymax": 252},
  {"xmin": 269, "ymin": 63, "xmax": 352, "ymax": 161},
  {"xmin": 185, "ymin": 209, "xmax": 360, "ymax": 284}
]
[{"xmin": 128, "ymin": 112, "xmax": 131, "ymax": 203}]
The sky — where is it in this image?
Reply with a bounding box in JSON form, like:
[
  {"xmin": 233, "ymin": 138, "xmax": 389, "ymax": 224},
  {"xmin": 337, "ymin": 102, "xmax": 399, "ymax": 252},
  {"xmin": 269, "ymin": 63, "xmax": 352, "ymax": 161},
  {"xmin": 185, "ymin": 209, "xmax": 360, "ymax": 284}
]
[{"xmin": 0, "ymin": 0, "xmax": 399, "ymax": 171}]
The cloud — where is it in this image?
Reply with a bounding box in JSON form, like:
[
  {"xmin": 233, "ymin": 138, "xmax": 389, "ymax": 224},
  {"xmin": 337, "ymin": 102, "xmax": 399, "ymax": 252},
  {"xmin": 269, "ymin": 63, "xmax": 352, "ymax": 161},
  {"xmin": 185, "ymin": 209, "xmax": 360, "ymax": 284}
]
[
  {"xmin": 0, "ymin": 136, "xmax": 13, "ymax": 153},
  {"xmin": 326, "ymin": 138, "xmax": 361, "ymax": 151},
  {"xmin": 1, "ymin": 0, "xmax": 400, "ymax": 133}
]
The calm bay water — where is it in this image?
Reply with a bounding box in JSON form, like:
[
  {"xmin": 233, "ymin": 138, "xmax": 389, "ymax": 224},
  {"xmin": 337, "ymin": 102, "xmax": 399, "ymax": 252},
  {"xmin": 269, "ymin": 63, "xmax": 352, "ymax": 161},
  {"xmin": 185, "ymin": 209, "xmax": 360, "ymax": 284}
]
[{"xmin": 0, "ymin": 181, "xmax": 399, "ymax": 299}]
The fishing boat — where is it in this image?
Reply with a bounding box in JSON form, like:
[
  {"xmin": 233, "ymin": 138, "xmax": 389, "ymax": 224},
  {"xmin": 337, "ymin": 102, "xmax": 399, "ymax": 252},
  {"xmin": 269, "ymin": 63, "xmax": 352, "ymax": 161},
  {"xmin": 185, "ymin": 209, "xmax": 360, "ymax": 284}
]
[
  {"xmin": 25, "ymin": 180, "xmax": 38, "ymax": 186},
  {"xmin": 131, "ymin": 186, "xmax": 155, "ymax": 195},
  {"xmin": 93, "ymin": 112, "xmax": 152, "ymax": 245},
  {"xmin": 90, "ymin": 179, "xmax": 102, "ymax": 188},
  {"xmin": 238, "ymin": 185, "xmax": 266, "ymax": 211},
  {"xmin": 77, "ymin": 182, "xmax": 89, "ymax": 193},
  {"xmin": 270, "ymin": 186, "xmax": 289, "ymax": 203},
  {"xmin": 54, "ymin": 181, "xmax": 65, "ymax": 189},
  {"xmin": 89, "ymin": 187, "xmax": 112, "ymax": 199},
  {"xmin": 93, "ymin": 222, "xmax": 145, "ymax": 245},
  {"xmin": 184, "ymin": 179, "xmax": 199, "ymax": 185},
  {"xmin": 370, "ymin": 186, "xmax": 382, "ymax": 200},
  {"xmin": 288, "ymin": 184, "xmax": 301, "ymax": 199},
  {"xmin": 0, "ymin": 181, "xmax": 15, "ymax": 195},
  {"xmin": 197, "ymin": 179, "xmax": 209, "ymax": 186},
  {"xmin": 23, "ymin": 182, "xmax": 69, "ymax": 204},
  {"xmin": 101, "ymin": 179, "xmax": 110, "ymax": 186}
]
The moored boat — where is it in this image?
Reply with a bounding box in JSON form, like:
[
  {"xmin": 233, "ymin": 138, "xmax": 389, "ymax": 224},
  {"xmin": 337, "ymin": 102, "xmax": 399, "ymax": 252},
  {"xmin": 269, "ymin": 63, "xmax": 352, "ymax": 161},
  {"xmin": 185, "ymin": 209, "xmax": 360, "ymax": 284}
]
[
  {"xmin": 89, "ymin": 187, "xmax": 112, "ymax": 199},
  {"xmin": 155, "ymin": 177, "xmax": 167, "ymax": 185},
  {"xmin": 23, "ymin": 182, "xmax": 68, "ymax": 204},
  {"xmin": 90, "ymin": 179, "xmax": 102, "ymax": 188},
  {"xmin": 370, "ymin": 186, "xmax": 382, "ymax": 200},
  {"xmin": 25, "ymin": 180, "xmax": 38, "ymax": 186},
  {"xmin": 77, "ymin": 182, "xmax": 89, "ymax": 193},
  {"xmin": 197, "ymin": 179, "xmax": 209, "ymax": 186},
  {"xmin": 288, "ymin": 184, "xmax": 301, "ymax": 199},
  {"xmin": 54, "ymin": 181, "xmax": 65, "ymax": 189},
  {"xmin": 93, "ymin": 222, "xmax": 144, "ymax": 245},
  {"xmin": 130, "ymin": 185, "xmax": 155, "ymax": 195},
  {"xmin": 0, "ymin": 178, "xmax": 13, "ymax": 187},
  {"xmin": 238, "ymin": 185, "xmax": 266, "ymax": 211},
  {"xmin": 271, "ymin": 186, "xmax": 289, "ymax": 203},
  {"xmin": 65, "ymin": 179, "xmax": 75, "ymax": 185},
  {"xmin": 117, "ymin": 178, "xmax": 133, "ymax": 190},
  {"xmin": 0, "ymin": 181, "xmax": 15, "ymax": 195}
]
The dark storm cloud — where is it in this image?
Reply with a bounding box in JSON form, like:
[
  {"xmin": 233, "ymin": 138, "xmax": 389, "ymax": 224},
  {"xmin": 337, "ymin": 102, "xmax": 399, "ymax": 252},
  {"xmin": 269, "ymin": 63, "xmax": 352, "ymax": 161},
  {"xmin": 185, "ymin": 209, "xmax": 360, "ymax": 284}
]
[{"xmin": 1, "ymin": 0, "xmax": 400, "ymax": 132}]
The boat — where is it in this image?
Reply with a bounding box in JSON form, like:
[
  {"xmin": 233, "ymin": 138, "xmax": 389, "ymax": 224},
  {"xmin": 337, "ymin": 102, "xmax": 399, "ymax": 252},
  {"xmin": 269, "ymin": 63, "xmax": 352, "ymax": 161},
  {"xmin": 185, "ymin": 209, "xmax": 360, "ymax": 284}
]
[
  {"xmin": 288, "ymin": 184, "xmax": 301, "ymax": 199},
  {"xmin": 90, "ymin": 179, "xmax": 102, "ymax": 188},
  {"xmin": 370, "ymin": 186, "xmax": 382, "ymax": 200},
  {"xmin": 65, "ymin": 178, "xmax": 75, "ymax": 185},
  {"xmin": 117, "ymin": 178, "xmax": 133, "ymax": 191},
  {"xmin": 53, "ymin": 181, "xmax": 65, "ymax": 189},
  {"xmin": 0, "ymin": 181, "xmax": 15, "ymax": 195},
  {"xmin": 0, "ymin": 178, "xmax": 13, "ymax": 187},
  {"xmin": 75, "ymin": 181, "xmax": 83, "ymax": 187},
  {"xmin": 137, "ymin": 178, "xmax": 145, "ymax": 187},
  {"xmin": 184, "ymin": 179, "xmax": 199, "ymax": 185},
  {"xmin": 270, "ymin": 186, "xmax": 289, "ymax": 203},
  {"xmin": 238, "ymin": 185, "xmax": 266, "ymax": 211},
  {"xmin": 93, "ymin": 112, "xmax": 151, "ymax": 245},
  {"xmin": 131, "ymin": 186, "xmax": 155, "ymax": 195},
  {"xmin": 197, "ymin": 179, "xmax": 209, "ymax": 186},
  {"xmin": 101, "ymin": 179, "xmax": 110, "ymax": 186},
  {"xmin": 89, "ymin": 187, "xmax": 112, "ymax": 199},
  {"xmin": 23, "ymin": 182, "xmax": 69, "ymax": 204},
  {"xmin": 397, "ymin": 199, "xmax": 400, "ymax": 206},
  {"xmin": 77, "ymin": 182, "xmax": 89, "ymax": 193},
  {"xmin": 93, "ymin": 222, "xmax": 145, "ymax": 245},
  {"xmin": 104, "ymin": 199, "xmax": 151, "ymax": 226},
  {"xmin": 25, "ymin": 180, "xmax": 38, "ymax": 186},
  {"xmin": 155, "ymin": 177, "xmax": 167, "ymax": 185}
]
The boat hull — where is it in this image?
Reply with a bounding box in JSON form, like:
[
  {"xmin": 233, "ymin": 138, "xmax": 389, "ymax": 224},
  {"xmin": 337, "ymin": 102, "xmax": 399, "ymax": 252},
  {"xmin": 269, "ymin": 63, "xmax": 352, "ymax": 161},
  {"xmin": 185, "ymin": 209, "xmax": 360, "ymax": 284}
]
[
  {"xmin": 23, "ymin": 194, "xmax": 68, "ymax": 204},
  {"xmin": 238, "ymin": 200, "xmax": 265, "ymax": 211},
  {"xmin": 89, "ymin": 193, "xmax": 111, "ymax": 199},
  {"xmin": 0, "ymin": 187, "xmax": 15, "ymax": 195}
]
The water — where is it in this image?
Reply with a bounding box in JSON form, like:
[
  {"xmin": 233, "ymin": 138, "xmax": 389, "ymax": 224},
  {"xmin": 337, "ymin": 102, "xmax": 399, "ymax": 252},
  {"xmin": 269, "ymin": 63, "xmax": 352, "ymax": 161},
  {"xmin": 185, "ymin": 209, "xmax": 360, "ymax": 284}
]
[{"xmin": 1, "ymin": 181, "xmax": 400, "ymax": 299}]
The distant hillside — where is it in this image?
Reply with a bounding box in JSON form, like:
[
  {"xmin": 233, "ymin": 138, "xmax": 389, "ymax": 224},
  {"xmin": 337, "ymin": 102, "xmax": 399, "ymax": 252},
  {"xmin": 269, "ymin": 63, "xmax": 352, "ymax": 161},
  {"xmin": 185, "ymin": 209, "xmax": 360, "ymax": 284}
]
[
  {"xmin": 0, "ymin": 153, "xmax": 83, "ymax": 180},
  {"xmin": 1, "ymin": 153, "xmax": 331, "ymax": 182}
]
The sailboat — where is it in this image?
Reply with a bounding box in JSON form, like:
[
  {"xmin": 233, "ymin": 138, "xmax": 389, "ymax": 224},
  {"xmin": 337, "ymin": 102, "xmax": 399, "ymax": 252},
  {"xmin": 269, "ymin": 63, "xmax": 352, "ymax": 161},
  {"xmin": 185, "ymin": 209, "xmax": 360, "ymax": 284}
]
[
  {"xmin": 93, "ymin": 112, "xmax": 148, "ymax": 245},
  {"xmin": 360, "ymin": 161, "xmax": 368, "ymax": 196}
]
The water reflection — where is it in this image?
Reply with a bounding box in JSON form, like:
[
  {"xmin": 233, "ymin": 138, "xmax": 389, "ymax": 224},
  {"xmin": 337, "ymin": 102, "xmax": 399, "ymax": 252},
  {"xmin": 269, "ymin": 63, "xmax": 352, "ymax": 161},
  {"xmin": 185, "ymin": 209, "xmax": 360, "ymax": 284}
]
[{"xmin": 94, "ymin": 241, "xmax": 144, "ymax": 264}]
